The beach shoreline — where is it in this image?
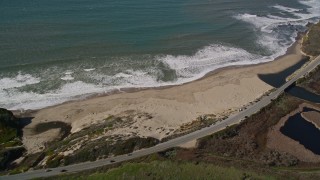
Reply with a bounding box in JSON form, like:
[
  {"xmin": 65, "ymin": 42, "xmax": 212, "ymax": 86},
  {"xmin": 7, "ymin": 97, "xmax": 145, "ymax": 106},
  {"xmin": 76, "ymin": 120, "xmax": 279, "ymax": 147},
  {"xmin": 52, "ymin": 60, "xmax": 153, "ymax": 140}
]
[
  {"xmin": 15, "ymin": 39, "xmax": 303, "ymax": 115},
  {"xmin": 21, "ymin": 38, "xmax": 308, "ymax": 153}
]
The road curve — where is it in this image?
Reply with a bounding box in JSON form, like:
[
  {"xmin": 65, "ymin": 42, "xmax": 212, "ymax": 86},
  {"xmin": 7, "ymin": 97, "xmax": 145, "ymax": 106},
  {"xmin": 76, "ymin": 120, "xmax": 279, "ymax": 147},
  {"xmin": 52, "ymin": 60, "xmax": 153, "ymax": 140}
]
[{"xmin": 3, "ymin": 55, "xmax": 320, "ymax": 180}]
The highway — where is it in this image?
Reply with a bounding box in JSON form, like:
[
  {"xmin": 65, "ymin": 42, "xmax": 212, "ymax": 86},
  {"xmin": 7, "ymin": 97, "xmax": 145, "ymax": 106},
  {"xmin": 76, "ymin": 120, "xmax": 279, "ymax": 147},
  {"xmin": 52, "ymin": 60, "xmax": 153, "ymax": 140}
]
[{"xmin": 3, "ymin": 55, "xmax": 320, "ymax": 180}]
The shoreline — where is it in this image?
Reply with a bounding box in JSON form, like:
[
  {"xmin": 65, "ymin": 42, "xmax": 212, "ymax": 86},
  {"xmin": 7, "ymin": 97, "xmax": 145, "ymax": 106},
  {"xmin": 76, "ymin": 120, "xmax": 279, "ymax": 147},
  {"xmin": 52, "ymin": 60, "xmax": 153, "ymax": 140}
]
[
  {"xmin": 14, "ymin": 39, "xmax": 304, "ymax": 116},
  {"xmin": 21, "ymin": 38, "xmax": 308, "ymax": 153}
]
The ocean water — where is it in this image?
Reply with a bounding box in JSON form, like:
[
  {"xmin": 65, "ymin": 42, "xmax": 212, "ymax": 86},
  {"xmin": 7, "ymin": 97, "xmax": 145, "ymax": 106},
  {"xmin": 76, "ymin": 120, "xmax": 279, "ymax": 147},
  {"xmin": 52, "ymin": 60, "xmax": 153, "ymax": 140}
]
[{"xmin": 0, "ymin": 0, "xmax": 319, "ymax": 110}]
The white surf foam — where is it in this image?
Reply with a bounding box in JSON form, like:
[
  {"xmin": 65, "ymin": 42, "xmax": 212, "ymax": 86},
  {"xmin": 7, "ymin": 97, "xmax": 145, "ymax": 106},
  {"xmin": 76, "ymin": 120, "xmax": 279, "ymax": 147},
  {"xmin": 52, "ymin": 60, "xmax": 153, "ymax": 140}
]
[
  {"xmin": 64, "ymin": 70, "xmax": 73, "ymax": 75},
  {"xmin": 84, "ymin": 68, "xmax": 95, "ymax": 72},
  {"xmin": 299, "ymin": 0, "xmax": 320, "ymax": 17},
  {"xmin": 273, "ymin": 5, "xmax": 301, "ymax": 13},
  {"xmin": 0, "ymin": 73, "xmax": 40, "ymax": 90},
  {"xmin": 1, "ymin": 81, "xmax": 105, "ymax": 110},
  {"xmin": 158, "ymin": 44, "xmax": 260, "ymax": 81},
  {"xmin": 161, "ymin": 1, "xmax": 320, "ymax": 89},
  {"xmin": 114, "ymin": 72, "xmax": 133, "ymax": 78},
  {"xmin": 61, "ymin": 74, "xmax": 74, "ymax": 81},
  {"xmin": 237, "ymin": 0, "xmax": 320, "ymax": 30},
  {"xmin": 98, "ymin": 70, "xmax": 160, "ymax": 88},
  {"xmin": 61, "ymin": 70, "xmax": 75, "ymax": 80},
  {"xmin": 0, "ymin": 73, "xmax": 41, "ymax": 109},
  {"xmin": 235, "ymin": 1, "xmax": 320, "ymax": 58}
]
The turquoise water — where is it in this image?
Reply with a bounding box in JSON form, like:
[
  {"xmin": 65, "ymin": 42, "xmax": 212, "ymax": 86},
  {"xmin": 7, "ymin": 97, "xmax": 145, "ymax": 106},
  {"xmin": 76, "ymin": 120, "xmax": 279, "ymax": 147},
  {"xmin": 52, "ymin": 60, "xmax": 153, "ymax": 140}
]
[{"xmin": 0, "ymin": 0, "xmax": 319, "ymax": 109}]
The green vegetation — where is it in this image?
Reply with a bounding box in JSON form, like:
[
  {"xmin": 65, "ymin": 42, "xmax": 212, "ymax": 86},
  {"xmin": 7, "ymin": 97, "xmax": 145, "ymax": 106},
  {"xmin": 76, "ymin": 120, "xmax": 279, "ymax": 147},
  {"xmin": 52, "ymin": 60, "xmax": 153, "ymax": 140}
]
[
  {"xmin": 0, "ymin": 108, "xmax": 26, "ymax": 171},
  {"xmin": 201, "ymin": 123, "xmax": 239, "ymax": 141},
  {"xmin": 46, "ymin": 155, "xmax": 64, "ymax": 168},
  {"xmin": 47, "ymin": 161, "xmax": 276, "ymax": 180},
  {"xmin": 0, "ymin": 108, "xmax": 19, "ymax": 144},
  {"xmin": 37, "ymin": 113, "xmax": 160, "ymax": 168},
  {"xmin": 162, "ymin": 114, "xmax": 222, "ymax": 142},
  {"xmin": 37, "ymin": 65, "xmax": 320, "ymax": 179},
  {"xmin": 197, "ymin": 93, "xmax": 302, "ymax": 167},
  {"xmin": 61, "ymin": 137, "xmax": 159, "ymax": 167},
  {"xmin": 302, "ymin": 22, "xmax": 320, "ymax": 56},
  {"xmin": 297, "ymin": 63, "xmax": 320, "ymax": 95},
  {"xmin": 2, "ymin": 140, "xmax": 22, "ymax": 148},
  {"xmin": 0, "ymin": 129, "xmax": 17, "ymax": 145},
  {"xmin": 7, "ymin": 166, "xmax": 29, "ymax": 175}
]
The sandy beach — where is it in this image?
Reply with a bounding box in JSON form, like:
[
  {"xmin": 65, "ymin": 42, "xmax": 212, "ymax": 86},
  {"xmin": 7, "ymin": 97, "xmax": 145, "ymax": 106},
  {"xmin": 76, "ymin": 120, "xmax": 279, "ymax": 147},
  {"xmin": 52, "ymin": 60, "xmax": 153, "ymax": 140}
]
[{"xmin": 22, "ymin": 40, "xmax": 307, "ymax": 153}]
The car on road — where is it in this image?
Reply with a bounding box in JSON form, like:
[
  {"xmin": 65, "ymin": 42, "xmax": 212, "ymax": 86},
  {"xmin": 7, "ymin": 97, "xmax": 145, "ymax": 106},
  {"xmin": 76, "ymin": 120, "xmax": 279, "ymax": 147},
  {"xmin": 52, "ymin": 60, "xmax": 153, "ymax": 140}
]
[
  {"xmin": 60, "ymin": 169, "xmax": 67, "ymax": 172},
  {"xmin": 110, "ymin": 160, "xmax": 115, "ymax": 163}
]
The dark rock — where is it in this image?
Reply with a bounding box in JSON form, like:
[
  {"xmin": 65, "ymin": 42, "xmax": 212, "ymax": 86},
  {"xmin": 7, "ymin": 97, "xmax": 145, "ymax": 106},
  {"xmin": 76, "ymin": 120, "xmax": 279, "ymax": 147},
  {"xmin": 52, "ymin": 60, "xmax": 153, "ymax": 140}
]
[
  {"xmin": 0, "ymin": 147, "xmax": 25, "ymax": 170},
  {"xmin": 0, "ymin": 108, "xmax": 18, "ymax": 128}
]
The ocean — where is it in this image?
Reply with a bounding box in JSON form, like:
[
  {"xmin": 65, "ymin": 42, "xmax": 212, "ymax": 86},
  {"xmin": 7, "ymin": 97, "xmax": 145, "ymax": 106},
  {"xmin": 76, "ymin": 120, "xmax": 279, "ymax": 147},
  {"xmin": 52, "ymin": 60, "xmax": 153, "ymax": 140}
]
[{"xmin": 0, "ymin": 0, "xmax": 319, "ymax": 110}]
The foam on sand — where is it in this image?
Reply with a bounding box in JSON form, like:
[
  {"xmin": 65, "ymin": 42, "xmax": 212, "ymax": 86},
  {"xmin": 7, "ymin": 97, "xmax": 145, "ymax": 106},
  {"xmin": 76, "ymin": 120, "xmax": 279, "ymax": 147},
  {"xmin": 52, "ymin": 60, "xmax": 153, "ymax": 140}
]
[
  {"xmin": 158, "ymin": 44, "xmax": 260, "ymax": 82},
  {"xmin": 1, "ymin": 80, "xmax": 105, "ymax": 110}
]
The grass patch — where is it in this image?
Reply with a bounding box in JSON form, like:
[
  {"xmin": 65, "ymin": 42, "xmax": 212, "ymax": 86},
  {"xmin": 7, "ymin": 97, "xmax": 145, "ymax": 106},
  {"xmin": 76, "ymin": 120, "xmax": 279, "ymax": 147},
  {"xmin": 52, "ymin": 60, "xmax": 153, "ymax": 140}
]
[
  {"xmin": 46, "ymin": 161, "xmax": 276, "ymax": 180},
  {"xmin": 2, "ymin": 139, "xmax": 22, "ymax": 148},
  {"xmin": 63, "ymin": 137, "xmax": 159, "ymax": 165}
]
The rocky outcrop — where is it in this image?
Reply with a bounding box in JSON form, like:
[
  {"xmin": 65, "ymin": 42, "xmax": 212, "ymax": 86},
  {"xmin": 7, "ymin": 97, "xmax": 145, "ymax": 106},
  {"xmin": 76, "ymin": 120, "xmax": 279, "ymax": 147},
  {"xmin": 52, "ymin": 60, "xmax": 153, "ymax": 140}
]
[
  {"xmin": 0, "ymin": 108, "xmax": 18, "ymax": 128},
  {"xmin": 0, "ymin": 108, "xmax": 25, "ymax": 171},
  {"xmin": 0, "ymin": 147, "xmax": 25, "ymax": 170},
  {"xmin": 0, "ymin": 108, "xmax": 19, "ymax": 144}
]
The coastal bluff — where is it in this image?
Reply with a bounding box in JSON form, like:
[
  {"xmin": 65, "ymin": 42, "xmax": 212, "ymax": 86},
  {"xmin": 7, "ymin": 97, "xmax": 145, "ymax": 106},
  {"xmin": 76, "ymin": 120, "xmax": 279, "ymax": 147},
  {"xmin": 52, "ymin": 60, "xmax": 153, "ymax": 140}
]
[{"xmin": 302, "ymin": 22, "xmax": 320, "ymax": 56}]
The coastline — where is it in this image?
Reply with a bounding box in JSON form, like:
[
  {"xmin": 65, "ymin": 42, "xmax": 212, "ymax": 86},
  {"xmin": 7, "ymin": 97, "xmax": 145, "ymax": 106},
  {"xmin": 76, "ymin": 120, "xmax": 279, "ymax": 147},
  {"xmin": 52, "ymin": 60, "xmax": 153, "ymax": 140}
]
[
  {"xmin": 21, "ymin": 39, "xmax": 308, "ymax": 153},
  {"xmin": 15, "ymin": 40, "xmax": 302, "ymax": 114}
]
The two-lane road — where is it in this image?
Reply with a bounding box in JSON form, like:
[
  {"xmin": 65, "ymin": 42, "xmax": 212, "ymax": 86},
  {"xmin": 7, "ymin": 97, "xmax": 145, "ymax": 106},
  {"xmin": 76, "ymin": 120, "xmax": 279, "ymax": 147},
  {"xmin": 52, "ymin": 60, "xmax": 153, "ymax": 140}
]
[{"xmin": 3, "ymin": 55, "xmax": 320, "ymax": 180}]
